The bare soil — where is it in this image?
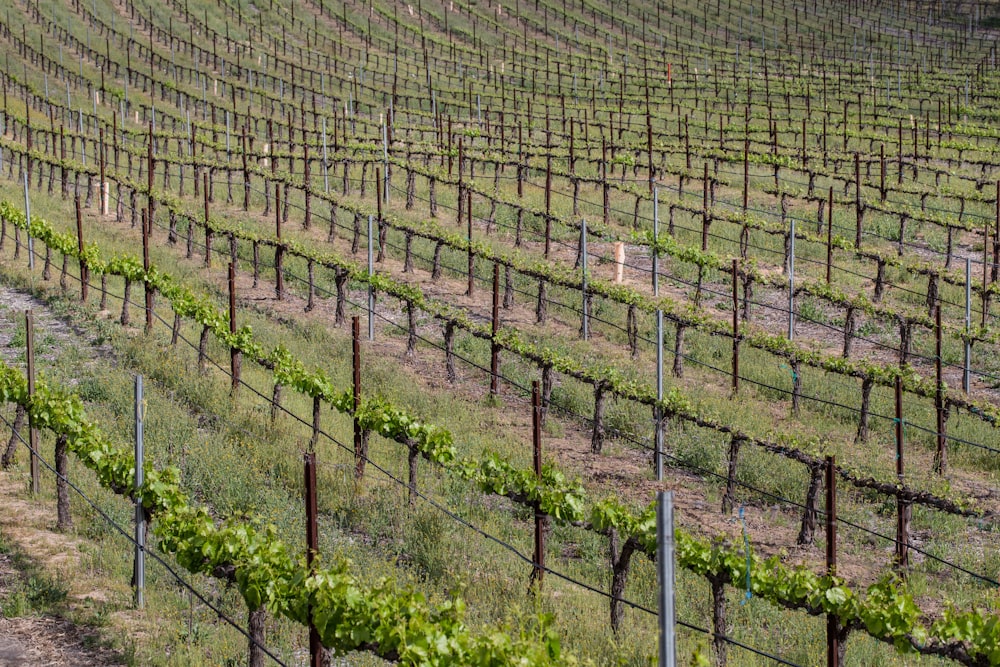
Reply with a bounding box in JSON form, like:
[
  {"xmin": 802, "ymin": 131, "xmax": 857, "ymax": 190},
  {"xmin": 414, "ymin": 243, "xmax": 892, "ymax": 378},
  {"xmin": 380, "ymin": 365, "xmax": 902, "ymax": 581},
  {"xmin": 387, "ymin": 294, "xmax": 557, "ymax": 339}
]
[{"xmin": 0, "ymin": 474, "xmax": 123, "ymax": 667}]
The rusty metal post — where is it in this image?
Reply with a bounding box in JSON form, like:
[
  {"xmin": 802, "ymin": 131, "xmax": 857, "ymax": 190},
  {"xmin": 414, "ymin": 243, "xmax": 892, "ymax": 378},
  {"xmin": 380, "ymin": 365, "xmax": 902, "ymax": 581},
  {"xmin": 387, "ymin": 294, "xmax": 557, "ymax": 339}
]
[
  {"xmin": 375, "ymin": 167, "xmax": 383, "ymax": 262},
  {"xmin": 994, "ymin": 181, "xmax": 1000, "ymax": 283},
  {"xmin": 467, "ymin": 190, "xmax": 475, "ymax": 296},
  {"xmin": 146, "ymin": 121, "xmax": 154, "ymax": 242},
  {"xmin": 575, "ymin": 218, "xmax": 587, "ymax": 338},
  {"xmin": 275, "ymin": 183, "xmax": 284, "ymax": 300},
  {"xmin": 303, "ymin": 452, "xmax": 322, "ymax": 667},
  {"xmin": 303, "ymin": 144, "xmax": 311, "ymax": 229},
  {"xmin": 826, "ymin": 186, "xmax": 833, "ymax": 283},
  {"xmin": 26, "ymin": 310, "xmax": 38, "ymax": 495},
  {"xmin": 825, "ymin": 455, "xmax": 838, "ymax": 667},
  {"xmin": 134, "ymin": 375, "xmax": 145, "ymax": 610},
  {"xmin": 242, "ymin": 133, "xmax": 250, "ymax": 211},
  {"xmin": 855, "ymin": 154, "xmax": 862, "ymax": 248},
  {"xmin": 732, "ymin": 259, "xmax": 740, "ymax": 394},
  {"xmin": 530, "ymin": 380, "xmax": 545, "ymax": 590},
  {"xmin": 99, "ymin": 127, "xmax": 107, "ymax": 215},
  {"xmin": 935, "ymin": 305, "xmax": 947, "ymax": 473},
  {"xmin": 229, "ymin": 263, "xmax": 241, "ymax": 393},
  {"xmin": 75, "ymin": 195, "xmax": 88, "ymax": 302},
  {"xmin": 143, "ymin": 207, "xmax": 153, "ymax": 333},
  {"xmin": 490, "ymin": 262, "xmax": 500, "ymax": 397},
  {"xmin": 742, "ymin": 137, "xmax": 749, "ymax": 215},
  {"xmin": 353, "ymin": 317, "xmax": 364, "ymax": 479},
  {"xmin": 203, "ymin": 173, "xmax": 212, "ymax": 267},
  {"xmin": 366, "ymin": 215, "xmax": 374, "ymax": 340},
  {"xmin": 895, "ymin": 376, "xmax": 909, "ymax": 571},
  {"xmin": 701, "ymin": 162, "xmax": 710, "ymax": 251},
  {"xmin": 544, "ymin": 155, "xmax": 552, "ymax": 257}
]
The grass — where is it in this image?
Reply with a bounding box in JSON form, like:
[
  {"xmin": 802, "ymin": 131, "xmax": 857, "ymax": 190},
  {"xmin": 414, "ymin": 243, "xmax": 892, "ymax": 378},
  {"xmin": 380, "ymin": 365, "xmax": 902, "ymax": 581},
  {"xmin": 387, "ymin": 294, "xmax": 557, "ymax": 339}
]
[
  {"xmin": 0, "ymin": 531, "xmax": 69, "ymax": 617},
  {"xmin": 0, "ymin": 0, "xmax": 999, "ymax": 663},
  {"xmin": 0, "ymin": 188, "xmax": 966, "ymax": 664}
]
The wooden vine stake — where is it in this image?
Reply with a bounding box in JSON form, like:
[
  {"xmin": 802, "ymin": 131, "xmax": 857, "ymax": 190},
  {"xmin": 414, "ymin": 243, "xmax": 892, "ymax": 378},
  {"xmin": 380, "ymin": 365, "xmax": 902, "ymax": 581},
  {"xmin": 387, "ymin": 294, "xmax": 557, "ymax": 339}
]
[
  {"xmin": 303, "ymin": 451, "xmax": 322, "ymax": 667},
  {"xmin": 529, "ymin": 380, "xmax": 546, "ymax": 591},
  {"xmin": 895, "ymin": 377, "xmax": 910, "ymax": 573}
]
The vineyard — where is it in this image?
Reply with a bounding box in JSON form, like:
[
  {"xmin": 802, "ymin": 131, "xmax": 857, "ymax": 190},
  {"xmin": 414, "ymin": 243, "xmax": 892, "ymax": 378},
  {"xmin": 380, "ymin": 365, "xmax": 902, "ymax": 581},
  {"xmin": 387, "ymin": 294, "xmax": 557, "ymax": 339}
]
[{"xmin": 1, "ymin": 0, "xmax": 1000, "ymax": 664}]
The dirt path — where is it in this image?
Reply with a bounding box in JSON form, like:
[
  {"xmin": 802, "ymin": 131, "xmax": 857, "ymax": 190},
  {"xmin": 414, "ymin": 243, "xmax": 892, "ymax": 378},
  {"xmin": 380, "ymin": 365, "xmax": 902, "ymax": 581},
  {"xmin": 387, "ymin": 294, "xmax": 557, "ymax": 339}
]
[
  {"xmin": 0, "ymin": 474, "xmax": 124, "ymax": 666},
  {"xmin": 0, "ymin": 616, "xmax": 120, "ymax": 666},
  {"xmin": 0, "ymin": 286, "xmax": 124, "ymax": 667}
]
